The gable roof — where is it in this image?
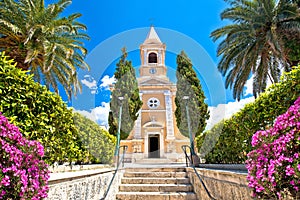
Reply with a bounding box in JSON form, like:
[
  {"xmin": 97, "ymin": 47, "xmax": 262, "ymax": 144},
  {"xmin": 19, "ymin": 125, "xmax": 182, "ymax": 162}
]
[{"xmin": 143, "ymin": 26, "xmax": 162, "ymax": 44}]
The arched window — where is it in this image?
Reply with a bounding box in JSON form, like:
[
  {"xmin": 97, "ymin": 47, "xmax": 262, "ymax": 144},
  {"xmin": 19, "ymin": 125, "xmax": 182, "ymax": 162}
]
[{"xmin": 148, "ymin": 52, "xmax": 157, "ymax": 63}]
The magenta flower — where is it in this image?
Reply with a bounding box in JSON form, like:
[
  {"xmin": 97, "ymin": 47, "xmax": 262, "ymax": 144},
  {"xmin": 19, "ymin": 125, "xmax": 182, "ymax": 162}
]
[
  {"xmin": 255, "ymin": 185, "xmax": 265, "ymax": 193},
  {"xmin": 0, "ymin": 113, "xmax": 49, "ymax": 199},
  {"xmin": 246, "ymin": 97, "xmax": 300, "ymax": 199},
  {"xmin": 290, "ymin": 180, "xmax": 295, "ymax": 185},
  {"xmin": 285, "ymin": 165, "xmax": 295, "ymax": 176},
  {"xmin": 1, "ymin": 175, "xmax": 10, "ymax": 186}
]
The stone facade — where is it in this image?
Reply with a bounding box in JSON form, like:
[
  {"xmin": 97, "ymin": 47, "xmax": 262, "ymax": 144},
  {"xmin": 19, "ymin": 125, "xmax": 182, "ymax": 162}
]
[{"xmin": 120, "ymin": 26, "xmax": 189, "ymax": 163}]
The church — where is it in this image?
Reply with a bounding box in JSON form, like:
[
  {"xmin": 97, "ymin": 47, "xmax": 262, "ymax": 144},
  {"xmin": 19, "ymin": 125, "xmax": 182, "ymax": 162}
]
[{"xmin": 120, "ymin": 26, "xmax": 190, "ymax": 163}]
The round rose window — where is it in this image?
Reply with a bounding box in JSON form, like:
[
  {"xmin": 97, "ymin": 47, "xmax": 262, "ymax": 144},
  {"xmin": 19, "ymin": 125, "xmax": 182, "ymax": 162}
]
[{"xmin": 147, "ymin": 98, "xmax": 160, "ymax": 109}]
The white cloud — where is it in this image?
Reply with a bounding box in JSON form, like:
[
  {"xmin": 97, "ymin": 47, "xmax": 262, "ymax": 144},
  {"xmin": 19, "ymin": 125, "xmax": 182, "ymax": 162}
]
[
  {"xmin": 75, "ymin": 109, "xmax": 97, "ymax": 122},
  {"xmin": 81, "ymin": 75, "xmax": 97, "ymax": 94},
  {"xmin": 206, "ymin": 97, "xmax": 255, "ymax": 130},
  {"xmin": 74, "ymin": 102, "xmax": 111, "ymax": 127},
  {"xmin": 244, "ymin": 75, "xmax": 274, "ymax": 96},
  {"xmin": 206, "ymin": 104, "xmax": 226, "ymax": 130},
  {"xmin": 100, "ymin": 75, "xmax": 116, "ymax": 90},
  {"xmin": 244, "ymin": 76, "xmax": 253, "ymax": 96},
  {"xmin": 225, "ymin": 97, "xmax": 255, "ymax": 118},
  {"xmin": 93, "ymin": 102, "xmax": 110, "ymax": 126}
]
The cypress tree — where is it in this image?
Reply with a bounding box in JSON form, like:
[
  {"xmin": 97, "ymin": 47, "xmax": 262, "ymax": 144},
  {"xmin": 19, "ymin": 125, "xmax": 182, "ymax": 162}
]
[
  {"xmin": 175, "ymin": 50, "xmax": 210, "ymax": 154},
  {"xmin": 108, "ymin": 47, "xmax": 143, "ymax": 140}
]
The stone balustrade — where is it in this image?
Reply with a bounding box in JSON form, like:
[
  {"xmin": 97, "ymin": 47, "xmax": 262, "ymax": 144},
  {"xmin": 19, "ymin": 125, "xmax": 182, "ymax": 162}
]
[
  {"xmin": 186, "ymin": 167, "xmax": 252, "ymax": 200},
  {"xmin": 46, "ymin": 166, "xmax": 123, "ymax": 200},
  {"xmin": 45, "ymin": 164, "xmax": 298, "ymax": 200}
]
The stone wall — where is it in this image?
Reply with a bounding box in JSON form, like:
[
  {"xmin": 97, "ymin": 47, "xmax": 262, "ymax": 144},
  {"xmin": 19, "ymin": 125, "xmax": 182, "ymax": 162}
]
[
  {"xmin": 46, "ymin": 168, "xmax": 123, "ymax": 200},
  {"xmin": 186, "ymin": 167, "xmax": 252, "ymax": 200}
]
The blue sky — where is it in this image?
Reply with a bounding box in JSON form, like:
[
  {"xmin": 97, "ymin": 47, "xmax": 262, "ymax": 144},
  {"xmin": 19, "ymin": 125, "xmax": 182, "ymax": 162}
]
[{"xmin": 60, "ymin": 0, "xmax": 255, "ymax": 128}]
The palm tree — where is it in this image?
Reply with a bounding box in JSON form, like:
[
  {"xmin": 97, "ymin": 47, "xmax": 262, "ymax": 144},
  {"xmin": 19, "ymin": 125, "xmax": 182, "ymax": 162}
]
[
  {"xmin": 0, "ymin": 0, "xmax": 90, "ymax": 98},
  {"xmin": 211, "ymin": 0, "xmax": 300, "ymax": 100}
]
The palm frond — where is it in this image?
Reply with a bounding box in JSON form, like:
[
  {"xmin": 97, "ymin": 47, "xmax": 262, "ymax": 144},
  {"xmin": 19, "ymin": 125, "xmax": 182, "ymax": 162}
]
[
  {"xmin": 0, "ymin": 0, "xmax": 90, "ymax": 98},
  {"xmin": 211, "ymin": 0, "xmax": 299, "ymax": 100}
]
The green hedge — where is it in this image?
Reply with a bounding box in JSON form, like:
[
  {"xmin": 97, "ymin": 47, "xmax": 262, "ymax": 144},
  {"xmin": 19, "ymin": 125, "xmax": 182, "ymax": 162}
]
[
  {"xmin": 197, "ymin": 66, "xmax": 300, "ymax": 163},
  {"xmin": 73, "ymin": 112, "xmax": 116, "ymax": 164},
  {"xmin": 0, "ymin": 52, "xmax": 87, "ymax": 164}
]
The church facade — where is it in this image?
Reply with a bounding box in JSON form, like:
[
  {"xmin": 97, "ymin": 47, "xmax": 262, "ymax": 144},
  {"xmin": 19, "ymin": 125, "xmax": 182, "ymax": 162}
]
[{"xmin": 120, "ymin": 27, "xmax": 189, "ymax": 162}]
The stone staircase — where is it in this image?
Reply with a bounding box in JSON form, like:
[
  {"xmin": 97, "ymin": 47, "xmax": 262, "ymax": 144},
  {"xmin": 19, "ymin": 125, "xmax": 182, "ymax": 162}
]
[
  {"xmin": 116, "ymin": 167, "xmax": 197, "ymax": 200},
  {"xmin": 134, "ymin": 158, "xmax": 172, "ymax": 164}
]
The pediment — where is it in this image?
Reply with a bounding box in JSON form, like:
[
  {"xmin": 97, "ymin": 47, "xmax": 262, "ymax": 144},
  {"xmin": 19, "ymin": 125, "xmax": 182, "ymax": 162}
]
[{"xmin": 139, "ymin": 77, "xmax": 172, "ymax": 86}]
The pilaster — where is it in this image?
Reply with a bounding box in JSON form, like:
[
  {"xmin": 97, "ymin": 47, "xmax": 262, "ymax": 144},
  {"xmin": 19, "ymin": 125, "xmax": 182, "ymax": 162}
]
[
  {"xmin": 164, "ymin": 90, "xmax": 175, "ymax": 140},
  {"xmin": 133, "ymin": 93, "xmax": 143, "ymax": 139}
]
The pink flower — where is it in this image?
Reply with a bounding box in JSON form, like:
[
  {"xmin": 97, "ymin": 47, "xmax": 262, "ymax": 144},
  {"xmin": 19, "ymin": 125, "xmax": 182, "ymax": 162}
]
[
  {"xmin": 255, "ymin": 185, "xmax": 265, "ymax": 193},
  {"xmin": 0, "ymin": 113, "xmax": 49, "ymax": 199},
  {"xmin": 276, "ymin": 192, "xmax": 282, "ymax": 199},
  {"xmin": 267, "ymin": 161, "xmax": 275, "ymax": 178},
  {"xmin": 286, "ymin": 165, "xmax": 295, "ymax": 176},
  {"xmin": 290, "ymin": 180, "xmax": 295, "ymax": 185},
  {"xmin": 1, "ymin": 175, "xmax": 10, "ymax": 186},
  {"xmin": 247, "ymin": 97, "xmax": 300, "ymax": 199},
  {"xmin": 0, "ymin": 190, "xmax": 6, "ymax": 199},
  {"xmin": 251, "ymin": 132, "xmax": 260, "ymax": 147}
]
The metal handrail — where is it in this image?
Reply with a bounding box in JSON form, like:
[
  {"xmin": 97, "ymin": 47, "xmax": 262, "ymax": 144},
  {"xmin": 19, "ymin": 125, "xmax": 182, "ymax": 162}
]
[
  {"xmin": 100, "ymin": 145, "xmax": 128, "ymax": 200},
  {"xmin": 181, "ymin": 145, "xmax": 217, "ymax": 200},
  {"xmin": 182, "ymin": 144, "xmax": 193, "ymax": 167}
]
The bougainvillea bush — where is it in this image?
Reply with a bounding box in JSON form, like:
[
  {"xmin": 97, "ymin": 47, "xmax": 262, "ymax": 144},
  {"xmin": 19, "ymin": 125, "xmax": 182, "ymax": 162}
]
[
  {"xmin": 246, "ymin": 97, "xmax": 300, "ymax": 199},
  {"xmin": 0, "ymin": 113, "xmax": 49, "ymax": 199}
]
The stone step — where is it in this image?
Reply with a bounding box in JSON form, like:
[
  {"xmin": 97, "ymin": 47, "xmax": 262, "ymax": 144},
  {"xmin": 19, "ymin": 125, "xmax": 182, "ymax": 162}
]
[
  {"xmin": 116, "ymin": 191, "xmax": 197, "ymax": 200},
  {"xmin": 121, "ymin": 177, "xmax": 190, "ymax": 184},
  {"xmin": 116, "ymin": 167, "xmax": 197, "ymax": 200},
  {"xmin": 119, "ymin": 183, "xmax": 193, "ymax": 192},
  {"xmin": 123, "ymin": 171, "xmax": 187, "ymax": 178},
  {"xmin": 125, "ymin": 167, "xmax": 186, "ymax": 172},
  {"xmin": 134, "ymin": 158, "xmax": 173, "ymax": 164}
]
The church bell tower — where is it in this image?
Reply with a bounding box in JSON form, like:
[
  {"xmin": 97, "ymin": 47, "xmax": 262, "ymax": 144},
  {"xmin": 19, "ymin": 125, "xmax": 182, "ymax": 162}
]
[
  {"xmin": 120, "ymin": 26, "xmax": 190, "ymax": 163},
  {"xmin": 139, "ymin": 26, "xmax": 167, "ymax": 77}
]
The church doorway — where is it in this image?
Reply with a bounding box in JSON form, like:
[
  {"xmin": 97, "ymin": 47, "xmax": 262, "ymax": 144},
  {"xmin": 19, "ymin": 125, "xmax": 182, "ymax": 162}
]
[{"xmin": 148, "ymin": 134, "xmax": 160, "ymax": 158}]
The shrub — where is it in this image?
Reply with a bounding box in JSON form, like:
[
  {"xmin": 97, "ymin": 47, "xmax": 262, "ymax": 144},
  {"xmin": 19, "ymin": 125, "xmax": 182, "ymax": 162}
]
[
  {"xmin": 197, "ymin": 66, "xmax": 300, "ymax": 163},
  {"xmin": 0, "ymin": 52, "xmax": 86, "ymax": 164},
  {"xmin": 73, "ymin": 112, "xmax": 115, "ymax": 164},
  {"xmin": 196, "ymin": 120, "xmax": 224, "ymax": 162},
  {"xmin": 246, "ymin": 97, "xmax": 300, "ymax": 199},
  {"xmin": 0, "ymin": 113, "xmax": 49, "ymax": 200}
]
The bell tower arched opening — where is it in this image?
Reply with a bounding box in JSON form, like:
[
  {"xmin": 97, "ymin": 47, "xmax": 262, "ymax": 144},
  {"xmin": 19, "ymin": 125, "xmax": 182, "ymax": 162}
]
[{"xmin": 148, "ymin": 52, "xmax": 157, "ymax": 63}]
